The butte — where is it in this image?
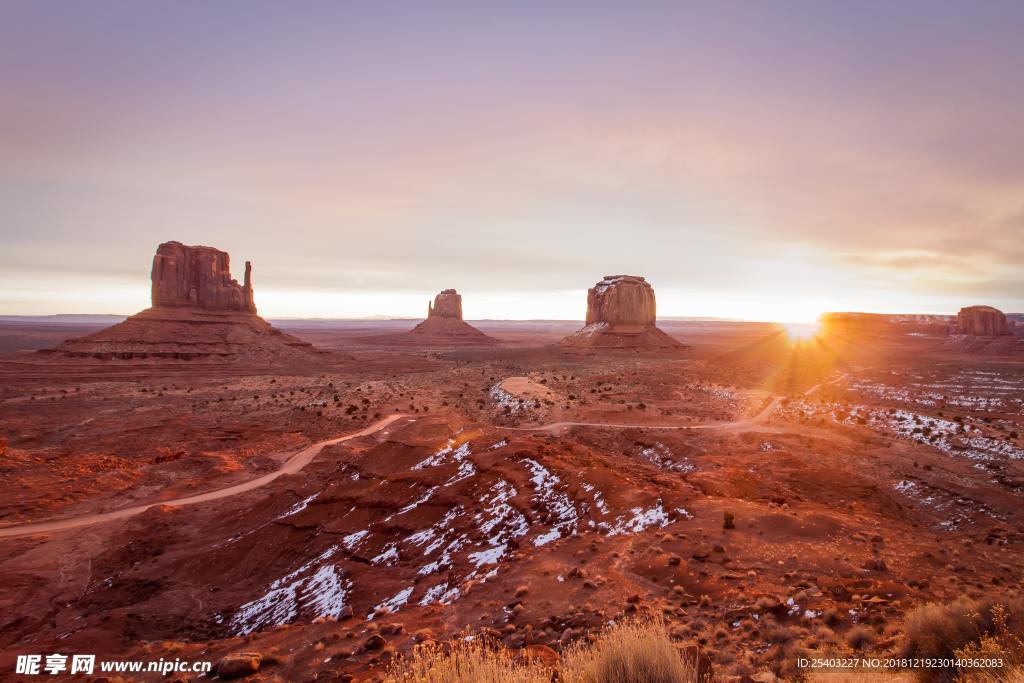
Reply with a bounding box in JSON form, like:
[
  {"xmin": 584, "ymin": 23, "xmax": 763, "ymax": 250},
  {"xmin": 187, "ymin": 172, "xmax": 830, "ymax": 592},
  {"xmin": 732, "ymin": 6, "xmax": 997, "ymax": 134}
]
[
  {"xmin": 373, "ymin": 289, "xmax": 498, "ymax": 346},
  {"xmin": 957, "ymin": 305, "xmax": 1013, "ymax": 336},
  {"xmin": 41, "ymin": 241, "xmax": 332, "ymax": 366},
  {"xmin": 558, "ymin": 275, "xmax": 684, "ymax": 349}
]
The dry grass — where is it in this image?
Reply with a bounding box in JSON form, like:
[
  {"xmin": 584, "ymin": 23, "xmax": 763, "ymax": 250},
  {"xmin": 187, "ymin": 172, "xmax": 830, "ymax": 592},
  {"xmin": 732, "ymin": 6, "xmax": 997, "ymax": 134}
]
[
  {"xmin": 900, "ymin": 596, "xmax": 1024, "ymax": 682},
  {"xmin": 901, "ymin": 596, "xmax": 1024, "ymax": 661},
  {"xmin": 561, "ymin": 619, "xmax": 697, "ymax": 683},
  {"xmin": 384, "ymin": 639, "xmax": 550, "ymax": 683},
  {"xmin": 385, "ymin": 619, "xmax": 699, "ymax": 683}
]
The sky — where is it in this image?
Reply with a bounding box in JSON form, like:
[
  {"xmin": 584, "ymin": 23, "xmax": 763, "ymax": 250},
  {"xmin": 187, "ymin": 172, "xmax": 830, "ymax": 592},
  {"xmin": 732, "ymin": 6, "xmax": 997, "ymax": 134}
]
[{"xmin": 1, "ymin": 1, "xmax": 1022, "ymax": 322}]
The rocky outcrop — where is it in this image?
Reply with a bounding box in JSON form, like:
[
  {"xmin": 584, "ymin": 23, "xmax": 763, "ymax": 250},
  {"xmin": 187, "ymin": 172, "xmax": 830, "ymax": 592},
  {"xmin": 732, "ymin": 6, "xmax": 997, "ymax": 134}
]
[
  {"xmin": 957, "ymin": 306, "xmax": 1010, "ymax": 336},
  {"xmin": 427, "ymin": 289, "xmax": 463, "ymax": 320},
  {"xmin": 41, "ymin": 241, "xmax": 334, "ymax": 365},
  {"xmin": 151, "ymin": 241, "xmax": 256, "ymax": 313},
  {"xmin": 560, "ymin": 275, "xmax": 683, "ymax": 350}
]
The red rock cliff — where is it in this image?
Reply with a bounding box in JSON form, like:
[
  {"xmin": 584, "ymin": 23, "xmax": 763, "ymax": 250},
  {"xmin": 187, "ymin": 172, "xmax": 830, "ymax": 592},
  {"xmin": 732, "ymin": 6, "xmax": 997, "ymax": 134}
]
[
  {"xmin": 957, "ymin": 306, "xmax": 1010, "ymax": 336},
  {"xmin": 151, "ymin": 241, "xmax": 256, "ymax": 313},
  {"xmin": 427, "ymin": 289, "xmax": 463, "ymax": 321},
  {"xmin": 585, "ymin": 276, "xmax": 657, "ymax": 327}
]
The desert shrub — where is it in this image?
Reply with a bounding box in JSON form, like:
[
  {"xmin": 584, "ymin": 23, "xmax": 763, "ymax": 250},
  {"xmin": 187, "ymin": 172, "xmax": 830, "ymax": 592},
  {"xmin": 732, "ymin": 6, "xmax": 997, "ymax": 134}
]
[
  {"xmin": 385, "ymin": 640, "xmax": 548, "ymax": 683},
  {"xmin": 902, "ymin": 596, "xmax": 1024, "ymax": 661},
  {"xmin": 846, "ymin": 624, "xmax": 875, "ymax": 650},
  {"xmin": 953, "ymin": 604, "xmax": 1024, "ymax": 683},
  {"xmin": 900, "ymin": 596, "xmax": 1024, "ymax": 681},
  {"xmin": 561, "ymin": 618, "xmax": 697, "ymax": 683}
]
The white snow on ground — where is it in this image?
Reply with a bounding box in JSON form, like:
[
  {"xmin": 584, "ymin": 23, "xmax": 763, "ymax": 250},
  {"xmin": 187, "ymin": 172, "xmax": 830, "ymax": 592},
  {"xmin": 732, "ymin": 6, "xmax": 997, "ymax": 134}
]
[
  {"xmin": 371, "ymin": 544, "xmax": 399, "ymax": 566},
  {"xmin": 413, "ymin": 440, "xmax": 471, "ymax": 469},
  {"xmin": 523, "ymin": 458, "xmax": 579, "ymax": 546},
  {"xmin": 603, "ymin": 499, "xmax": 674, "ymax": 536},
  {"xmin": 407, "ymin": 508, "xmax": 461, "ymax": 549},
  {"xmin": 416, "ymin": 532, "xmax": 468, "ymax": 576},
  {"xmin": 229, "ymin": 545, "xmax": 349, "ymax": 635},
  {"xmin": 490, "ymin": 384, "xmax": 527, "ymax": 413},
  {"xmin": 794, "ymin": 399, "xmax": 1024, "ymax": 465},
  {"xmin": 474, "ymin": 479, "xmax": 529, "ymax": 542},
  {"xmin": 487, "ymin": 438, "xmax": 509, "ymax": 450},
  {"xmin": 368, "ymin": 587, "xmax": 413, "ymax": 619},
  {"xmin": 276, "ymin": 493, "xmax": 319, "ymax": 519},
  {"xmin": 638, "ymin": 443, "xmax": 695, "ymax": 473},
  {"xmin": 418, "ymin": 582, "xmax": 449, "ymax": 606},
  {"xmin": 341, "ymin": 530, "xmax": 369, "ymax": 550},
  {"xmin": 385, "ymin": 486, "xmax": 439, "ymax": 521},
  {"xmin": 893, "ymin": 479, "xmax": 1001, "ymax": 531},
  {"xmin": 581, "ymin": 482, "xmax": 610, "ymax": 515},
  {"xmin": 468, "ymin": 544, "xmax": 507, "ymax": 568},
  {"xmin": 445, "ymin": 460, "xmax": 477, "ymax": 485}
]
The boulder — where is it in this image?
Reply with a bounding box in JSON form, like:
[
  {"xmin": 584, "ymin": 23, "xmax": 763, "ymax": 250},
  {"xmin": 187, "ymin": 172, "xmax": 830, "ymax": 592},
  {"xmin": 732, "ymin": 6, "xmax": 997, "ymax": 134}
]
[
  {"xmin": 957, "ymin": 306, "xmax": 1010, "ymax": 336},
  {"xmin": 216, "ymin": 651, "xmax": 261, "ymax": 678},
  {"xmin": 151, "ymin": 241, "xmax": 256, "ymax": 313}
]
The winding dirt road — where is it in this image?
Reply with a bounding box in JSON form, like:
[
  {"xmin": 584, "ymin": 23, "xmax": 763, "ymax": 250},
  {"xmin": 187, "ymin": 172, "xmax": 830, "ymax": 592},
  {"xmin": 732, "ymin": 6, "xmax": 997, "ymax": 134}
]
[{"xmin": 0, "ymin": 413, "xmax": 410, "ymax": 540}]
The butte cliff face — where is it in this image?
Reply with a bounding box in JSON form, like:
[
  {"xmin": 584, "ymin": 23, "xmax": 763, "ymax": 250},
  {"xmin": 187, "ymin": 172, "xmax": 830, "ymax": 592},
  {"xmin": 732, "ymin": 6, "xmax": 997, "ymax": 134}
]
[
  {"xmin": 426, "ymin": 289, "xmax": 463, "ymax": 321},
  {"xmin": 43, "ymin": 242, "xmax": 329, "ymax": 365},
  {"xmin": 560, "ymin": 275, "xmax": 683, "ymax": 349},
  {"xmin": 151, "ymin": 241, "xmax": 256, "ymax": 313},
  {"xmin": 957, "ymin": 306, "xmax": 1011, "ymax": 336}
]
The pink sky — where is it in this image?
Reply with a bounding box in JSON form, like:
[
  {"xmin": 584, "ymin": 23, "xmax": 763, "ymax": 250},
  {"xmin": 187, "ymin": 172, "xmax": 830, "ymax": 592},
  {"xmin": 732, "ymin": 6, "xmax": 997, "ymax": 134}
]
[{"xmin": 1, "ymin": 2, "xmax": 1022, "ymax": 320}]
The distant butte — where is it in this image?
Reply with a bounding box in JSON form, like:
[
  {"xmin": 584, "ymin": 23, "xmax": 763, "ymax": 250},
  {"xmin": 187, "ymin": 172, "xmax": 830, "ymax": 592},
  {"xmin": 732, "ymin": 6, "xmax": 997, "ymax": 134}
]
[
  {"xmin": 377, "ymin": 289, "xmax": 498, "ymax": 346},
  {"xmin": 957, "ymin": 305, "xmax": 1012, "ymax": 336},
  {"xmin": 42, "ymin": 241, "xmax": 331, "ymax": 364},
  {"xmin": 558, "ymin": 275, "xmax": 684, "ymax": 349}
]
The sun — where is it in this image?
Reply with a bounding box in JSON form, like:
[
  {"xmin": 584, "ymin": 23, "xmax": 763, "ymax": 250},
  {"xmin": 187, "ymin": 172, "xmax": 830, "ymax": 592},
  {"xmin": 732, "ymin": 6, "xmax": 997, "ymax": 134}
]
[{"xmin": 781, "ymin": 320, "xmax": 822, "ymax": 342}]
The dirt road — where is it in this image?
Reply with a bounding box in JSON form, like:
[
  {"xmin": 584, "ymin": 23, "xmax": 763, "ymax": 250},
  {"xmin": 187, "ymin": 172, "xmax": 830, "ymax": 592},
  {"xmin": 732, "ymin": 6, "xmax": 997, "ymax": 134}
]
[{"xmin": 0, "ymin": 413, "xmax": 410, "ymax": 539}]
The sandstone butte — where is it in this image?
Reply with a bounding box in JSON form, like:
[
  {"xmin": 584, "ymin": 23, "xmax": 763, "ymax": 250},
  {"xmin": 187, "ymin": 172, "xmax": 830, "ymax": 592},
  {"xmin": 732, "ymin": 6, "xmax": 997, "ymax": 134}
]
[
  {"xmin": 559, "ymin": 275, "xmax": 683, "ymax": 349},
  {"xmin": 42, "ymin": 241, "xmax": 328, "ymax": 364},
  {"xmin": 957, "ymin": 305, "xmax": 1012, "ymax": 336},
  {"xmin": 400, "ymin": 289, "xmax": 497, "ymax": 344}
]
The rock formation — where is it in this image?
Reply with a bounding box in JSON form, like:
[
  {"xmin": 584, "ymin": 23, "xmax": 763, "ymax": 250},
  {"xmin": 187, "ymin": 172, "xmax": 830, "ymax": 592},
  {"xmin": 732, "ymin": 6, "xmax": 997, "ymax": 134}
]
[
  {"xmin": 151, "ymin": 241, "xmax": 256, "ymax": 313},
  {"xmin": 426, "ymin": 289, "xmax": 462, "ymax": 321},
  {"xmin": 42, "ymin": 242, "xmax": 331, "ymax": 364},
  {"xmin": 374, "ymin": 289, "xmax": 497, "ymax": 345},
  {"xmin": 957, "ymin": 306, "xmax": 1011, "ymax": 336},
  {"xmin": 585, "ymin": 275, "xmax": 657, "ymax": 327},
  {"xmin": 559, "ymin": 275, "xmax": 683, "ymax": 349}
]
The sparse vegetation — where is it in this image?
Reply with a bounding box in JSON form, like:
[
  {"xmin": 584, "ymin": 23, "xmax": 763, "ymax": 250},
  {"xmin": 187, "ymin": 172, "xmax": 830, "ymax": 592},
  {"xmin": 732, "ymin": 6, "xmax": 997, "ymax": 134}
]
[
  {"xmin": 386, "ymin": 619, "xmax": 698, "ymax": 683},
  {"xmin": 900, "ymin": 596, "xmax": 1024, "ymax": 680}
]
